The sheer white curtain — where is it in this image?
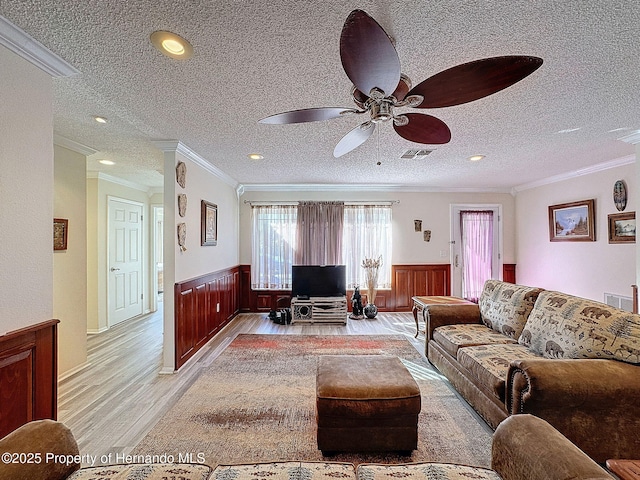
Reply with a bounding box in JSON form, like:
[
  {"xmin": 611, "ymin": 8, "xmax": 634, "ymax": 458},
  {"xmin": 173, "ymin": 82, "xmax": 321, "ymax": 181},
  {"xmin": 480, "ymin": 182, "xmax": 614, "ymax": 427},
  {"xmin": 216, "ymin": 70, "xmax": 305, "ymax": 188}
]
[
  {"xmin": 295, "ymin": 201, "xmax": 344, "ymax": 265},
  {"xmin": 460, "ymin": 210, "xmax": 494, "ymax": 302},
  {"xmin": 251, "ymin": 205, "xmax": 297, "ymax": 289},
  {"xmin": 342, "ymin": 205, "xmax": 392, "ymax": 289}
]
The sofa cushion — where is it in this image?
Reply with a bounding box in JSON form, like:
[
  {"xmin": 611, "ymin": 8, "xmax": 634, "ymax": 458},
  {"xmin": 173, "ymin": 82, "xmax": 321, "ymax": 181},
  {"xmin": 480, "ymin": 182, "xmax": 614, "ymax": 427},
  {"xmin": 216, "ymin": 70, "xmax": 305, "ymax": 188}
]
[
  {"xmin": 457, "ymin": 343, "xmax": 540, "ymax": 400},
  {"xmin": 478, "ymin": 280, "xmax": 543, "ymax": 339},
  {"xmin": 214, "ymin": 462, "xmax": 356, "ymax": 480},
  {"xmin": 433, "ymin": 324, "xmax": 518, "ymax": 357},
  {"xmin": 357, "ymin": 462, "xmax": 501, "ymax": 480},
  {"xmin": 519, "ymin": 291, "xmax": 640, "ymax": 364},
  {"xmin": 68, "ymin": 463, "xmax": 212, "ymax": 480}
]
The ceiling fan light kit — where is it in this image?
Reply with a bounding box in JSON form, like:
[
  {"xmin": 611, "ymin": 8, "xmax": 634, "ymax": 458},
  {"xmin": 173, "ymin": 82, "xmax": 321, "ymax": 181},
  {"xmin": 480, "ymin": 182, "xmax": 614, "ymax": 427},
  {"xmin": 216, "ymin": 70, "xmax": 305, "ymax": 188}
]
[{"xmin": 259, "ymin": 9, "xmax": 543, "ymax": 158}]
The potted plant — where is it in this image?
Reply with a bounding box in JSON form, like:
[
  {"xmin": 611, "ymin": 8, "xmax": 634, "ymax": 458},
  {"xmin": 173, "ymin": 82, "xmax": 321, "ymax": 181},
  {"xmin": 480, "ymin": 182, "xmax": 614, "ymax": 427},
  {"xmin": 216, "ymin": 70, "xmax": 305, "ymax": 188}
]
[{"xmin": 362, "ymin": 255, "xmax": 382, "ymax": 318}]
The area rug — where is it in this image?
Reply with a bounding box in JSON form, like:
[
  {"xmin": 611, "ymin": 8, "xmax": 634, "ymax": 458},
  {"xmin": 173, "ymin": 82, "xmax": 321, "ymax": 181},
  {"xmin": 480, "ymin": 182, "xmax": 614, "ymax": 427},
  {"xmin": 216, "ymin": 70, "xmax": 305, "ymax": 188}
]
[{"xmin": 133, "ymin": 334, "xmax": 491, "ymax": 468}]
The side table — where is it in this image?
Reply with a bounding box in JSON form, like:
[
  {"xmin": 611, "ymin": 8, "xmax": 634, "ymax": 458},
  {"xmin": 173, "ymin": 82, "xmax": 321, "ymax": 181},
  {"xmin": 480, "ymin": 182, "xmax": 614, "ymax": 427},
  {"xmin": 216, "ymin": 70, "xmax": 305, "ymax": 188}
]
[
  {"xmin": 411, "ymin": 296, "xmax": 475, "ymax": 338},
  {"xmin": 606, "ymin": 459, "xmax": 640, "ymax": 480}
]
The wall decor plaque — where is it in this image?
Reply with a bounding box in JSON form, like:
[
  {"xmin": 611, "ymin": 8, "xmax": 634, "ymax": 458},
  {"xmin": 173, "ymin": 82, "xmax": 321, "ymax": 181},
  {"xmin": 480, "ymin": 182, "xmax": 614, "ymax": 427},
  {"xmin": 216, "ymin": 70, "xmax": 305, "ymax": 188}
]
[
  {"xmin": 177, "ymin": 223, "xmax": 187, "ymax": 251},
  {"xmin": 176, "ymin": 161, "xmax": 186, "ymax": 188},
  {"xmin": 614, "ymin": 180, "xmax": 627, "ymax": 212},
  {"xmin": 178, "ymin": 194, "xmax": 187, "ymax": 217}
]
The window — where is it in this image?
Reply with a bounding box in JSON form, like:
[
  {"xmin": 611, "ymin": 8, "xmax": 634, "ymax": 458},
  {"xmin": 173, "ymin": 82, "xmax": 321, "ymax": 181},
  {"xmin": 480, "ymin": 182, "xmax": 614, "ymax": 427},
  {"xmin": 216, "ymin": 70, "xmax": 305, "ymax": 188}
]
[
  {"xmin": 251, "ymin": 205, "xmax": 297, "ymax": 290},
  {"xmin": 251, "ymin": 203, "xmax": 392, "ymax": 291},
  {"xmin": 342, "ymin": 205, "xmax": 392, "ymax": 289}
]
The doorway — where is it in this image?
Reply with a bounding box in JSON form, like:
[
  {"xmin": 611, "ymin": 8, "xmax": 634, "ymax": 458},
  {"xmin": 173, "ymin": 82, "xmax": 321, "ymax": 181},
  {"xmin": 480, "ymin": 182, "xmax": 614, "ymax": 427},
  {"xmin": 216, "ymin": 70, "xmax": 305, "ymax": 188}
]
[
  {"xmin": 450, "ymin": 204, "xmax": 502, "ymax": 299},
  {"xmin": 152, "ymin": 205, "xmax": 164, "ymax": 311},
  {"xmin": 107, "ymin": 197, "xmax": 144, "ymax": 326}
]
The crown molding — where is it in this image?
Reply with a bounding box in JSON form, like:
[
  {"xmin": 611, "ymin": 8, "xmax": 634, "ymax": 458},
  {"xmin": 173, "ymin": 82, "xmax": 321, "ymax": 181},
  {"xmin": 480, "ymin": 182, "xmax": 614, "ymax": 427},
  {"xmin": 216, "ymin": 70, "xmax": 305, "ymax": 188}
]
[
  {"xmin": 619, "ymin": 130, "xmax": 640, "ymax": 145},
  {"xmin": 0, "ymin": 15, "xmax": 79, "ymax": 77},
  {"xmin": 239, "ymin": 183, "xmax": 512, "ymax": 194},
  {"xmin": 152, "ymin": 140, "xmax": 238, "ymax": 188},
  {"xmin": 512, "ymin": 155, "xmax": 636, "ymax": 193},
  {"xmin": 54, "ymin": 134, "xmax": 97, "ymax": 156},
  {"xmin": 87, "ymin": 171, "xmax": 150, "ymax": 193}
]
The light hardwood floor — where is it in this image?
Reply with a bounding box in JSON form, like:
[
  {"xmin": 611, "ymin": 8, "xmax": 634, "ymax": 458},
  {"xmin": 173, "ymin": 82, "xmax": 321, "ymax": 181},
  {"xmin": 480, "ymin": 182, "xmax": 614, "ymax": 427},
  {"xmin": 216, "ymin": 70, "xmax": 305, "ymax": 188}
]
[{"xmin": 58, "ymin": 308, "xmax": 430, "ymax": 459}]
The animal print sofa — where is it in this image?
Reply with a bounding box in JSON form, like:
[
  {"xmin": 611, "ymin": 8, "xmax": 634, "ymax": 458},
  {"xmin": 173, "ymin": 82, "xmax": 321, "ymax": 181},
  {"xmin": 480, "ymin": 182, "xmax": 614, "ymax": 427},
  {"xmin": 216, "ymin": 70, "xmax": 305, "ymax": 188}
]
[{"xmin": 426, "ymin": 279, "xmax": 640, "ymax": 463}]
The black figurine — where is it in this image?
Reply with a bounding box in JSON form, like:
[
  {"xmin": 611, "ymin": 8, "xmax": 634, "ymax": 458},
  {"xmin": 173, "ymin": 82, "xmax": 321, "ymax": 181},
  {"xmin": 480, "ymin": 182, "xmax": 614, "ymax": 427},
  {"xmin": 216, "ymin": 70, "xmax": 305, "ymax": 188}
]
[{"xmin": 350, "ymin": 286, "xmax": 364, "ymax": 319}]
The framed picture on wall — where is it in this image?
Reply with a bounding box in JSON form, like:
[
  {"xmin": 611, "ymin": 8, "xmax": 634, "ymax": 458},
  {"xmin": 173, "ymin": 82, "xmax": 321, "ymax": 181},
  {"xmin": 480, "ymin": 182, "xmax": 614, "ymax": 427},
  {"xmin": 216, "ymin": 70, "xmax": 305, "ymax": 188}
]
[
  {"xmin": 201, "ymin": 200, "xmax": 217, "ymax": 246},
  {"xmin": 548, "ymin": 199, "xmax": 595, "ymax": 242},
  {"xmin": 608, "ymin": 212, "xmax": 635, "ymax": 244},
  {"xmin": 53, "ymin": 218, "xmax": 69, "ymax": 250}
]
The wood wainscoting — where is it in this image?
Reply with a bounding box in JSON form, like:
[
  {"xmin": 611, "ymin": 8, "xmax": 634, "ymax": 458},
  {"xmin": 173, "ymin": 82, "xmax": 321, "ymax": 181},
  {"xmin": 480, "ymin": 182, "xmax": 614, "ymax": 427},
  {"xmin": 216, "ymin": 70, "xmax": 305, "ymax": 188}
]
[
  {"xmin": 239, "ymin": 264, "xmax": 450, "ymax": 313},
  {"xmin": 0, "ymin": 319, "xmax": 59, "ymax": 438},
  {"xmin": 174, "ymin": 266, "xmax": 240, "ymax": 370}
]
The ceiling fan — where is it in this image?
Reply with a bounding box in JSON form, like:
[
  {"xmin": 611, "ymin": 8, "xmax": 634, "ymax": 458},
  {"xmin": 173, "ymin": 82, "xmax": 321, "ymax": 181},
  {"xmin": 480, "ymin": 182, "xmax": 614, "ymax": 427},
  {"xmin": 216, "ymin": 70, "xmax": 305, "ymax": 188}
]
[{"xmin": 259, "ymin": 9, "xmax": 543, "ymax": 158}]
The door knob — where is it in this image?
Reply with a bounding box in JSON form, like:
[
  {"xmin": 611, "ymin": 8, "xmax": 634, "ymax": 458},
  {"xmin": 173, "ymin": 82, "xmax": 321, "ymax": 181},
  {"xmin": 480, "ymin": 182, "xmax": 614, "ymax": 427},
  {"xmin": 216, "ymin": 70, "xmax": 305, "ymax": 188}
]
[{"xmin": 110, "ymin": 267, "xmax": 120, "ymax": 272}]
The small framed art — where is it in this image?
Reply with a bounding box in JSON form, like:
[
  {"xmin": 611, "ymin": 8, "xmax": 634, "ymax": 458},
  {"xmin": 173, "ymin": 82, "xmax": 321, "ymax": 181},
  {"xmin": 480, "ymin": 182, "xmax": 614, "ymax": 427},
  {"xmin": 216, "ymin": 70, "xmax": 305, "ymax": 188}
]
[
  {"xmin": 201, "ymin": 200, "xmax": 218, "ymax": 246},
  {"xmin": 608, "ymin": 212, "xmax": 635, "ymax": 244},
  {"xmin": 53, "ymin": 218, "xmax": 69, "ymax": 250}
]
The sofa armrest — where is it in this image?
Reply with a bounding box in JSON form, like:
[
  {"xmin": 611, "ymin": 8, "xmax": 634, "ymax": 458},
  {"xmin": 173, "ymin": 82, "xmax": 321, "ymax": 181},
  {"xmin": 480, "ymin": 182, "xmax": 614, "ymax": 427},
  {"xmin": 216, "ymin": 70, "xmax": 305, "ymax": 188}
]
[
  {"xmin": 506, "ymin": 358, "xmax": 640, "ymax": 462},
  {"xmin": 0, "ymin": 420, "xmax": 80, "ymax": 480},
  {"xmin": 424, "ymin": 304, "xmax": 481, "ymax": 342},
  {"xmin": 492, "ymin": 414, "xmax": 613, "ymax": 480}
]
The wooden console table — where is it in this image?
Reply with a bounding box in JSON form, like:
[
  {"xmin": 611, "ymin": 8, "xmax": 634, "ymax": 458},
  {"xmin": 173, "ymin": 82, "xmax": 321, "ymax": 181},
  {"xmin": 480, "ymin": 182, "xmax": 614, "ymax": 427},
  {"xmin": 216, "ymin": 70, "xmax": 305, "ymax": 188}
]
[
  {"xmin": 411, "ymin": 296, "xmax": 475, "ymax": 338},
  {"xmin": 606, "ymin": 459, "xmax": 640, "ymax": 480},
  {"xmin": 291, "ymin": 296, "xmax": 348, "ymax": 324}
]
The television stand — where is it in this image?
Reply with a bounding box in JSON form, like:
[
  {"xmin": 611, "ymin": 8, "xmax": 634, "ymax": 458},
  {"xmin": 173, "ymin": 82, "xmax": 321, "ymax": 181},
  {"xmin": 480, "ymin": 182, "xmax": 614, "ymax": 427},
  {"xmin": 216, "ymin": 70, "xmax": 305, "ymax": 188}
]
[{"xmin": 291, "ymin": 296, "xmax": 348, "ymax": 324}]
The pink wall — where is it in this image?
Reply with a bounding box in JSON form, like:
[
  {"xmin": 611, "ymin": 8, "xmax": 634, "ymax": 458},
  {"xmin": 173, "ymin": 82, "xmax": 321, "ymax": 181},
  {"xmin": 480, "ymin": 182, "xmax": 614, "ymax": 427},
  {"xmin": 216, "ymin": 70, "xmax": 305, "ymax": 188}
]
[{"xmin": 515, "ymin": 158, "xmax": 635, "ymax": 302}]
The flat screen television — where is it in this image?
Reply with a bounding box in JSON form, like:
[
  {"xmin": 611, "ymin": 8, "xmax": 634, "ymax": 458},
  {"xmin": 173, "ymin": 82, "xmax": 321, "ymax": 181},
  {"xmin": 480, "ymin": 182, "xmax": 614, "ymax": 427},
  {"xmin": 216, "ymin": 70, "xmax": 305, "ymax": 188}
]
[{"xmin": 291, "ymin": 265, "xmax": 346, "ymax": 298}]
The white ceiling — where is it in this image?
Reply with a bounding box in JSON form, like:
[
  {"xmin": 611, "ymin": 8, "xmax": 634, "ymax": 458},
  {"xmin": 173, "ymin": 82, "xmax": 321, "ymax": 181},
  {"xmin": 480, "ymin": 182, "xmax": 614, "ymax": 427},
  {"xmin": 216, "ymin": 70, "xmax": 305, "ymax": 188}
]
[{"xmin": 1, "ymin": 1, "xmax": 639, "ymax": 190}]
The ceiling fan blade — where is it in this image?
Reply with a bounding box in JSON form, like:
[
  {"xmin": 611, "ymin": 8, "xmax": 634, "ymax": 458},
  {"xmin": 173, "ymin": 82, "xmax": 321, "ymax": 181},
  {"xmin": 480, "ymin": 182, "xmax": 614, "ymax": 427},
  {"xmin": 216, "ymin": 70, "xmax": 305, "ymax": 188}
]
[
  {"xmin": 259, "ymin": 107, "xmax": 356, "ymax": 124},
  {"xmin": 333, "ymin": 122, "xmax": 376, "ymax": 157},
  {"xmin": 340, "ymin": 9, "xmax": 401, "ymax": 97},
  {"xmin": 408, "ymin": 56, "xmax": 543, "ymax": 108},
  {"xmin": 393, "ymin": 113, "xmax": 451, "ymax": 144}
]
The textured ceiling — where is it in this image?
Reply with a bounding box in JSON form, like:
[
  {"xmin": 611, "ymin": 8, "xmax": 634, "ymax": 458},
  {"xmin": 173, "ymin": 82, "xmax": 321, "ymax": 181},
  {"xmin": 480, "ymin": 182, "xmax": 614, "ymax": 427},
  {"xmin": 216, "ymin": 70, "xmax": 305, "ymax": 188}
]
[{"xmin": 1, "ymin": 1, "xmax": 639, "ymax": 190}]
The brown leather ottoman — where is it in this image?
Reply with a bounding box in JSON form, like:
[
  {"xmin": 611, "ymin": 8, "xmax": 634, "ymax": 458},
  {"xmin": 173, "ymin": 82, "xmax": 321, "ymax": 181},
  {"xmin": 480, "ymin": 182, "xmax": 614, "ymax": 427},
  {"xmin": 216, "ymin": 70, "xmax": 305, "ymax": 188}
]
[{"xmin": 316, "ymin": 355, "xmax": 421, "ymax": 454}]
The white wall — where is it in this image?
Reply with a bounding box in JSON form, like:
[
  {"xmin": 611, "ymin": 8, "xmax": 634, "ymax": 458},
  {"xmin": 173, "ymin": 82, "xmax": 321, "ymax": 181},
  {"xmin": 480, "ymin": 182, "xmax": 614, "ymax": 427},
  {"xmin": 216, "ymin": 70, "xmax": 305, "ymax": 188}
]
[
  {"xmin": 53, "ymin": 145, "xmax": 88, "ymax": 375},
  {"xmin": 239, "ymin": 189, "xmax": 516, "ymax": 265},
  {"xmin": 515, "ymin": 159, "xmax": 636, "ymax": 301},
  {"xmin": 173, "ymin": 154, "xmax": 240, "ymax": 281},
  {"xmin": 0, "ymin": 46, "xmax": 54, "ymax": 334},
  {"xmin": 161, "ymin": 146, "xmax": 239, "ymax": 372}
]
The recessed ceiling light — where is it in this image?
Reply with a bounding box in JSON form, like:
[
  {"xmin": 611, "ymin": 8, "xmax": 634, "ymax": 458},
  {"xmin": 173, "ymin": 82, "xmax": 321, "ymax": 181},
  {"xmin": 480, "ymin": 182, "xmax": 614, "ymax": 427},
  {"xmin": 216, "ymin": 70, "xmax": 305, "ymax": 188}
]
[
  {"xmin": 99, "ymin": 160, "xmax": 115, "ymax": 165},
  {"xmin": 556, "ymin": 127, "xmax": 581, "ymax": 134},
  {"xmin": 468, "ymin": 155, "xmax": 485, "ymax": 162},
  {"xmin": 248, "ymin": 153, "xmax": 264, "ymax": 160},
  {"xmin": 94, "ymin": 116, "xmax": 108, "ymax": 124},
  {"xmin": 150, "ymin": 31, "xmax": 194, "ymax": 60}
]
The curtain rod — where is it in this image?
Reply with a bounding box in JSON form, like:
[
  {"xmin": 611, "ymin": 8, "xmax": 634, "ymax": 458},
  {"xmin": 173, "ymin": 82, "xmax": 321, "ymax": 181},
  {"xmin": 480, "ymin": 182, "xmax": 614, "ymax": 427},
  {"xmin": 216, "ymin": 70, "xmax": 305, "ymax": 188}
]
[{"xmin": 244, "ymin": 200, "xmax": 400, "ymax": 206}]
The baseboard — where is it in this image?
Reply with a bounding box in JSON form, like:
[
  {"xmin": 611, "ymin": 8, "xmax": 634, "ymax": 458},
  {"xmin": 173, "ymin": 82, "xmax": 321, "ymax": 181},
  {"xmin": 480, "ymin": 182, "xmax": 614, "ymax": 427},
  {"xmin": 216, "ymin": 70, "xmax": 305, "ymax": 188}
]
[
  {"xmin": 87, "ymin": 326, "xmax": 109, "ymax": 334},
  {"xmin": 58, "ymin": 361, "xmax": 91, "ymax": 381}
]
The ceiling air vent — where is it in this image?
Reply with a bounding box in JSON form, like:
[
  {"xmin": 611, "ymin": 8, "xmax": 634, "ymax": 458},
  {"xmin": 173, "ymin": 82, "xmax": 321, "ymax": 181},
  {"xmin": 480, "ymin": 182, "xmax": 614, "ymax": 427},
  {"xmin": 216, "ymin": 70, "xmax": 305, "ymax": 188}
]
[{"xmin": 400, "ymin": 149, "xmax": 433, "ymax": 159}]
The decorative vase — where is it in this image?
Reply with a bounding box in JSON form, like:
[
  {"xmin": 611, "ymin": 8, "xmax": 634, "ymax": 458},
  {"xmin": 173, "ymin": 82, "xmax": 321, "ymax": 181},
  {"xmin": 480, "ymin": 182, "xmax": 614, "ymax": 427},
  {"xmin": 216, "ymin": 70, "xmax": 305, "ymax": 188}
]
[{"xmin": 364, "ymin": 303, "xmax": 378, "ymax": 319}]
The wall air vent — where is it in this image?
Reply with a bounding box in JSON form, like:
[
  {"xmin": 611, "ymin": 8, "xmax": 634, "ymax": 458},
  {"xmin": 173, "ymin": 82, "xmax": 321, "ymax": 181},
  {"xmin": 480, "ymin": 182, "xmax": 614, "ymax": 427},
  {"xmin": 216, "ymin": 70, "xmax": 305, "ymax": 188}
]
[
  {"xmin": 604, "ymin": 292, "xmax": 633, "ymax": 312},
  {"xmin": 400, "ymin": 149, "xmax": 433, "ymax": 159}
]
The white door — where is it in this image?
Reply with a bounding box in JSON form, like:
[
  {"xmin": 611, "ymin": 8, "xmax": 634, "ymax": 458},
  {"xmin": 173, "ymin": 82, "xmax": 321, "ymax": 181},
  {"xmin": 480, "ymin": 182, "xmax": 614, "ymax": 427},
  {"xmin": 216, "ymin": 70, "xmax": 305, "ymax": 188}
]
[
  {"xmin": 108, "ymin": 197, "xmax": 144, "ymax": 326},
  {"xmin": 450, "ymin": 204, "xmax": 502, "ymax": 298}
]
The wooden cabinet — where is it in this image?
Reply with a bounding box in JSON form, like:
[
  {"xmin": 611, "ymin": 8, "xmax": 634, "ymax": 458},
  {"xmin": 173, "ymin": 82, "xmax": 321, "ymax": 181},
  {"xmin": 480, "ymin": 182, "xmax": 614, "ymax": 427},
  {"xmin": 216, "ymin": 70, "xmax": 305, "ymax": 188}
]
[{"xmin": 393, "ymin": 265, "xmax": 450, "ymax": 311}]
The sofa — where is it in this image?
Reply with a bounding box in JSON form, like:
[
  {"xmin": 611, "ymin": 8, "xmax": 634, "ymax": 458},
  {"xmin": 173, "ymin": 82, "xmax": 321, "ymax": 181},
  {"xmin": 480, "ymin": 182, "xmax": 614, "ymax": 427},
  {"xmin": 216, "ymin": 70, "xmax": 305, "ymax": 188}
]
[
  {"xmin": 0, "ymin": 414, "xmax": 614, "ymax": 480},
  {"xmin": 426, "ymin": 279, "xmax": 640, "ymax": 463}
]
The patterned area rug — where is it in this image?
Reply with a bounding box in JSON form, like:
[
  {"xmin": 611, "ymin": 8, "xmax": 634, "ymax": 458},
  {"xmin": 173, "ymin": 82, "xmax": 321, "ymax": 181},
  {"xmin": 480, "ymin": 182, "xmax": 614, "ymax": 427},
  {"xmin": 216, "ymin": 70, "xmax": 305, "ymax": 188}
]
[{"xmin": 133, "ymin": 334, "xmax": 491, "ymax": 468}]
